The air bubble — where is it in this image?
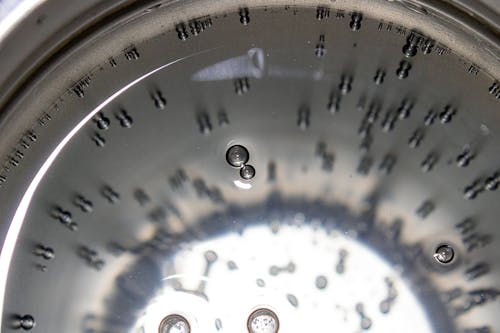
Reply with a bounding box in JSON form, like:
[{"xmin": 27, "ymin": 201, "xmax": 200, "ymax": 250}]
[
  {"xmin": 226, "ymin": 145, "xmax": 250, "ymax": 167},
  {"xmin": 315, "ymin": 275, "xmax": 328, "ymax": 289},
  {"xmin": 240, "ymin": 165, "xmax": 256, "ymax": 180},
  {"xmin": 287, "ymin": 294, "xmax": 299, "ymax": 307},
  {"xmin": 204, "ymin": 250, "xmax": 218, "ymax": 263},
  {"xmin": 434, "ymin": 244, "xmax": 455, "ymax": 264},
  {"xmin": 159, "ymin": 314, "xmax": 190, "ymax": 333},
  {"xmin": 247, "ymin": 308, "xmax": 279, "ymax": 333},
  {"xmin": 215, "ymin": 318, "xmax": 223, "ymax": 331}
]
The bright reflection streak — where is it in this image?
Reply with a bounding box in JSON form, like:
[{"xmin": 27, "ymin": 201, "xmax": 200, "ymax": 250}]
[
  {"xmin": 233, "ymin": 180, "xmax": 252, "ymax": 190},
  {"xmin": 135, "ymin": 224, "xmax": 434, "ymax": 333},
  {"xmin": 0, "ymin": 49, "xmax": 216, "ymax": 328},
  {"xmin": 0, "ymin": 0, "xmax": 46, "ymax": 42}
]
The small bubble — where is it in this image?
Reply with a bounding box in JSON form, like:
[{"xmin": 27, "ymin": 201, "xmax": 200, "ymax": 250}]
[
  {"xmin": 247, "ymin": 308, "xmax": 279, "ymax": 333},
  {"xmin": 256, "ymin": 278, "xmax": 266, "ymax": 287},
  {"xmin": 226, "ymin": 145, "xmax": 249, "ymax": 167},
  {"xmin": 379, "ymin": 299, "xmax": 390, "ymax": 314},
  {"xmin": 434, "ymin": 244, "xmax": 455, "ymax": 264},
  {"xmin": 315, "ymin": 275, "xmax": 328, "ymax": 289},
  {"xmin": 215, "ymin": 318, "xmax": 223, "ymax": 331},
  {"xmin": 227, "ymin": 260, "xmax": 238, "ymax": 270},
  {"xmin": 269, "ymin": 265, "xmax": 280, "ymax": 276},
  {"xmin": 287, "ymin": 294, "xmax": 299, "ymax": 307},
  {"xmin": 159, "ymin": 314, "xmax": 190, "ymax": 333},
  {"xmin": 204, "ymin": 250, "xmax": 218, "ymax": 263},
  {"xmin": 240, "ymin": 165, "xmax": 256, "ymax": 180},
  {"xmin": 361, "ymin": 317, "xmax": 372, "ymax": 330}
]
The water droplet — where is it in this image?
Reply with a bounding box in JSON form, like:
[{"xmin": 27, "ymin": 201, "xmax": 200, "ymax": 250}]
[
  {"xmin": 12, "ymin": 314, "xmax": 35, "ymax": 330},
  {"xmin": 439, "ymin": 105, "xmax": 457, "ymax": 124},
  {"xmin": 315, "ymin": 275, "xmax": 328, "ymax": 289},
  {"xmin": 396, "ymin": 60, "xmax": 412, "ymax": 79},
  {"xmin": 151, "ymin": 90, "xmax": 167, "ymax": 110},
  {"xmin": 373, "ymin": 69, "xmax": 385, "ymax": 85},
  {"xmin": 226, "ymin": 145, "xmax": 250, "ymax": 167},
  {"xmin": 297, "ymin": 106, "xmax": 310, "ymax": 129},
  {"xmin": 339, "ymin": 75, "xmax": 353, "ymax": 95},
  {"xmin": 196, "ymin": 112, "xmax": 212, "ymax": 135},
  {"xmin": 484, "ymin": 173, "xmax": 499, "ymax": 191},
  {"xmin": 92, "ymin": 132, "xmax": 105, "ymax": 147},
  {"xmin": 349, "ymin": 12, "xmax": 363, "ymax": 31},
  {"xmin": 316, "ymin": 6, "xmax": 330, "ymax": 20},
  {"xmin": 456, "ymin": 148, "xmax": 474, "ymax": 167},
  {"xmin": 434, "ymin": 244, "xmax": 455, "ymax": 264},
  {"xmin": 93, "ymin": 112, "xmax": 110, "ymax": 130},
  {"xmin": 416, "ymin": 200, "xmax": 435, "ymax": 219},
  {"xmin": 421, "ymin": 151, "xmax": 439, "ymax": 172},
  {"xmin": 101, "ymin": 185, "xmax": 120, "ymax": 204},
  {"xmin": 421, "ymin": 38, "xmax": 435, "ymax": 54},
  {"xmin": 159, "ymin": 314, "xmax": 190, "ymax": 333},
  {"xmin": 74, "ymin": 195, "xmax": 93, "ymax": 213},
  {"xmin": 397, "ymin": 99, "xmax": 413, "ymax": 119},
  {"xmin": 402, "ymin": 32, "xmax": 422, "ymax": 58},
  {"xmin": 34, "ymin": 245, "xmax": 54, "ymax": 260},
  {"xmin": 327, "ymin": 93, "xmax": 341, "ymax": 114},
  {"xmin": 315, "ymin": 34, "xmax": 326, "ymax": 58},
  {"xmin": 247, "ymin": 308, "xmax": 279, "ymax": 333},
  {"xmin": 115, "ymin": 109, "xmax": 133, "ymax": 128},
  {"xmin": 176, "ymin": 23, "xmax": 189, "ymax": 40},
  {"xmin": 424, "ymin": 110, "xmax": 437, "ymax": 126},
  {"xmin": 239, "ymin": 8, "xmax": 250, "ymax": 25},
  {"xmin": 234, "ymin": 77, "xmax": 250, "ymax": 95},
  {"xmin": 240, "ymin": 165, "xmax": 256, "ymax": 180}
]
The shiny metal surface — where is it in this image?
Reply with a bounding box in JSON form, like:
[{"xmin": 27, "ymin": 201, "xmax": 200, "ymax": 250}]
[{"xmin": 0, "ymin": 1, "xmax": 499, "ymax": 333}]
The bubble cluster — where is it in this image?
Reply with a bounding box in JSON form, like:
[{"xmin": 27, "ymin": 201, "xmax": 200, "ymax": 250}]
[{"xmin": 226, "ymin": 144, "xmax": 256, "ymax": 180}]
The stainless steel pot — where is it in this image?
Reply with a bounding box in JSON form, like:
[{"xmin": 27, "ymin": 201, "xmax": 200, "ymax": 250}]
[{"xmin": 0, "ymin": 1, "xmax": 498, "ymax": 332}]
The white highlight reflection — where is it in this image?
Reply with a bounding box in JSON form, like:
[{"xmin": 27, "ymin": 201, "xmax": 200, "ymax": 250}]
[
  {"xmin": 135, "ymin": 224, "xmax": 434, "ymax": 333},
  {"xmin": 233, "ymin": 180, "xmax": 252, "ymax": 190},
  {"xmin": 0, "ymin": 50, "xmax": 213, "ymax": 327},
  {"xmin": 192, "ymin": 48, "xmax": 264, "ymax": 81}
]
